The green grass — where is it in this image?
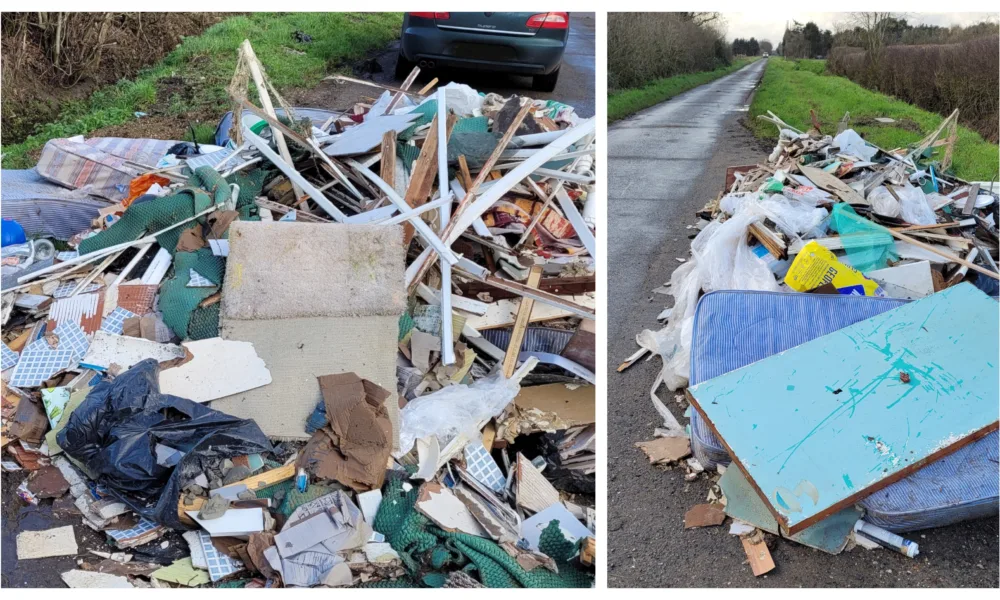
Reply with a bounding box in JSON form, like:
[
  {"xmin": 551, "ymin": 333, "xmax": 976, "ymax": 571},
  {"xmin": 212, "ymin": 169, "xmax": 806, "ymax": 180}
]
[
  {"xmin": 2, "ymin": 12, "xmax": 402, "ymax": 168},
  {"xmin": 609, "ymin": 58, "xmax": 758, "ymax": 123},
  {"xmin": 749, "ymin": 58, "xmax": 1000, "ymax": 180}
]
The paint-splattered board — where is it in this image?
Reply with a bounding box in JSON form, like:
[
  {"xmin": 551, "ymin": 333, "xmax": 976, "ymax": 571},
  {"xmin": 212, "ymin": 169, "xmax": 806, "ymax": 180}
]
[{"xmin": 688, "ymin": 283, "xmax": 999, "ymax": 535}]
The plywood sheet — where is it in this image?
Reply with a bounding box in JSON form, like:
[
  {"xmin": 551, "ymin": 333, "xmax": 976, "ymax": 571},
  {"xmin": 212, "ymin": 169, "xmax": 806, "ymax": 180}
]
[{"xmin": 688, "ymin": 283, "xmax": 999, "ymax": 534}]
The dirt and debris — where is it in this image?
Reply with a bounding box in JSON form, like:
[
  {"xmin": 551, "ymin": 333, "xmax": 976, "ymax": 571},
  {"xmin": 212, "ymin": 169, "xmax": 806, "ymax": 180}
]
[
  {"xmin": 624, "ymin": 106, "xmax": 999, "ymax": 578},
  {"xmin": 2, "ymin": 37, "xmax": 595, "ymax": 588}
]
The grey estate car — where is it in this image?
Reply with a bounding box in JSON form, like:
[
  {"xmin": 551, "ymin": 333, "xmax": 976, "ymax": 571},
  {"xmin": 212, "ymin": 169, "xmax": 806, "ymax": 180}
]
[{"xmin": 395, "ymin": 12, "xmax": 570, "ymax": 92}]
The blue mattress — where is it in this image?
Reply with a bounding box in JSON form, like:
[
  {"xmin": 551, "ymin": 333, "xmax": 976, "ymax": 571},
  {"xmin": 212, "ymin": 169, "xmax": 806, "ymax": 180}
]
[{"xmin": 689, "ymin": 290, "xmax": 999, "ymax": 532}]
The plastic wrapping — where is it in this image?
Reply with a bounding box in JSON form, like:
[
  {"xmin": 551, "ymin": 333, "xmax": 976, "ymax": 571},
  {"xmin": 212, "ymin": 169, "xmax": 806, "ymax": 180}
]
[
  {"xmin": 637, "ymin": 202, "xmax": 781, "ymax": 398},
  {"xmin": 416, "ymin": 82, "xmax": 483, "ymax": 117},
  {"xmin": 869, "ymin": 186, "xmax": 902, "ymax": 219},
  {"xmin": 720, "ymin": 193, "xmax": 829, "ymax": 240},
  {"xmin": 895, "ymin": 182, "xmax": 937, "ymax": 225},
  {"xmin": 782, "ymin": 185, "xmax": 832, "ymax": 207},
  {"xmin": 397, "ymin": 358, "xmax": 537, "ymax": 455},
  {"xmin": 833, "ymin": 129, "xmax": 878, "ymax": 161},
  {"xmin": 57, "ymin": 359, "xmax": 273, "ymax": 529}
]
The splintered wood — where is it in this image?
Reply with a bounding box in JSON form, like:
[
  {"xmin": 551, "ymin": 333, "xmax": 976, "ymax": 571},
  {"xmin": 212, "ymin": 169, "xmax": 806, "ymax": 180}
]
[{"xmin": 740, "ymin": 532, "xmax": 776, "ymax": 576}]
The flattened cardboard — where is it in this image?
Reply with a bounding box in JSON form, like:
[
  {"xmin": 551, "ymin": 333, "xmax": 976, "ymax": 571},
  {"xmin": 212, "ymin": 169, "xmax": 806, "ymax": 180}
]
[{"xmin": 299, "ymin": 373, "xmax": 392, "ymax": 491}]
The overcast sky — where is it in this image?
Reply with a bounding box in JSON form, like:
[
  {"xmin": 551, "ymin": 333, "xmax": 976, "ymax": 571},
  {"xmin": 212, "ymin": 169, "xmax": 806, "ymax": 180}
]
[{"xmin": 722, "ymin": 12, "xmax": 998, "ymax": 44}]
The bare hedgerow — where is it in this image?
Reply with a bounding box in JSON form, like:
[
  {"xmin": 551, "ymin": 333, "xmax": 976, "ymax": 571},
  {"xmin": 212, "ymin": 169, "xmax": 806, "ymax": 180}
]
[
  {"xmin": 608, "ymin": 13, "xmax": 732, "ymax": 92},
  {"xmin": 829, "ymin": 37, "xmax": 999, "ymax": 142}
]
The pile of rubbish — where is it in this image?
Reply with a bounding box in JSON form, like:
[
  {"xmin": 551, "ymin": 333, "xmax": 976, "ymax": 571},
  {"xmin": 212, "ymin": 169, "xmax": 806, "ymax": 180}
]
[
  {"xmin": 1, "ymin": 40, "xmax": 596, "ymax": 588},
  {"xmin": 628, "ymin": 108, "xmax": 999, "ymax": 576}
]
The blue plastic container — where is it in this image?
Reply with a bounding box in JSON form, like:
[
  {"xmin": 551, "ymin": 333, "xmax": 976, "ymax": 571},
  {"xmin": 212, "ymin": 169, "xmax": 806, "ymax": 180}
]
[{"xmin": 2, "ymin": 218, "xmax": 27, "ymax": 247}]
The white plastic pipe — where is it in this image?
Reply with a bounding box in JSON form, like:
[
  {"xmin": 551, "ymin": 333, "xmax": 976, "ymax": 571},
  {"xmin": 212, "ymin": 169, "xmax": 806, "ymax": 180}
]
[{"xmin": 436, "ymin": 88, "xmax": 455, "ymax": 365}]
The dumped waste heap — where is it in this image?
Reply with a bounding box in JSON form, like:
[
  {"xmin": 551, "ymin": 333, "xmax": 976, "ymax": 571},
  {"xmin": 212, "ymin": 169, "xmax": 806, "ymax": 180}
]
[
  {"xmin": 628, "ymin": 108, "xmax": 999, "ymax": 576},
  {"xmin": 1, "ymin": 39, "xmax": 596, "ymax": 588}
]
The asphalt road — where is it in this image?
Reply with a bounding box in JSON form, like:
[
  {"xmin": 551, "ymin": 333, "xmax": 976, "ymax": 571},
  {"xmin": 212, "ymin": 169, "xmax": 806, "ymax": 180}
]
[
  {"xmin": 292, "ymin": 13, "xmax": 594, "ymax": 118},
  {"xmin": 606, "ymin": 60, "xmax": 999, "ymax": 588}
]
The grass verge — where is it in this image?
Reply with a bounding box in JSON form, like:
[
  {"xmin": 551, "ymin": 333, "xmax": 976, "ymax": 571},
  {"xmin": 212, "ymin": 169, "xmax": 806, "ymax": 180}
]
[
  {"xmin": 608, "ymin": 58, "xmax": 758, "ymax": 123},
  {"xmin": 749, "ymin": 58, "xmax": 999, "ymax": 181},
  {"xmin": 2, "ymin": 12, "xmax": 402, "ymax": 169}
]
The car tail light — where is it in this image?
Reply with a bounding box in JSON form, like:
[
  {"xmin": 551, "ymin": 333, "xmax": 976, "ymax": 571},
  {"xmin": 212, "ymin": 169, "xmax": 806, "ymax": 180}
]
[
  {"xmin": 409, "ymin": 12, "xmax": 450, "ymax": 19},
  {"xmin": 526, "ymin": 12, "xmax": 569, "ymax": 29}
]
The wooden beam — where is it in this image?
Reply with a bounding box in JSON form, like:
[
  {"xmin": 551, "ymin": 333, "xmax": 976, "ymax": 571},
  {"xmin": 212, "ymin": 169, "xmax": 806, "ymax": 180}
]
[
  {"xmin": 241, "ymin": 40, "xmax": 300, "ymax": 200},
  {"xmin": 458, "ymin": 155, "xmax": 473, "ymax": 190},
  {"xmin": 380, "ymin": 130, "xmax": 397, "ymax": 192},
  {"xmin": 384, "ymin": 66, "xmax": 420, "ymax": 115},
  {"xmin": 502, "ymin": 265, "xmax": 543, "ymax": 378},
  {"xmin": 887, "ymin": 227, "xmax": 998, "ymax": 280},
  {"xmin": 402, "ymin": 114, "xmax": 440, "ymax": 245},
  {"xmin": 457, "ymin": 276, "xmax": 595, "ymax": 301}
]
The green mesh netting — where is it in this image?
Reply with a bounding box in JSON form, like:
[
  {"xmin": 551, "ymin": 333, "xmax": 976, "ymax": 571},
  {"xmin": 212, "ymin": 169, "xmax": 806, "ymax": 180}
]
[
  {"xmin": 254, "ymin": 479, "xmax": 294, "ymax": 501},
  {"xmin": 159, "ymin": 249, "xmax": 222, "ymax": 339},
  {"xmin": 829, "ymin": 203, "xmax": 899, "ymax": 272},
  {"xmin": 79, "ymin": 187, "xmax": 211, "ymax": 255},
  {"xmin": 452, "ymin": 116, "xmax": 489, "ymax": 134},
  {"xmin": 372, "ymin": 475, "xmax": 592, "ymax": 588},
  {"xmin": 188, "ymin": 303, "xmax": 221, "ymax": 341},
  {"xmin": 397, "ymin": 143, "xmax": 421, "ymax": 174},
  {"xmin": 78, "ymin": 166, "xmax": 266, "ymax": 256},
  {"xmin": 398, "ymin": 100, "xmax": 438, "ymax": 141},
  {"xmin": 398, "ymin": 311, "xmax": 415, "ymax": 343},
  {"xmin": 274, "ymin": 484, "xmax": 339, "ymax": 519}
]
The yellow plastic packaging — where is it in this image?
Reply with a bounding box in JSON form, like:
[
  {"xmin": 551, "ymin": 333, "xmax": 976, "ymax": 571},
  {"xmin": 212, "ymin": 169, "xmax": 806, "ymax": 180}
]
[{"xmin": 784, "ymin": 241, "xmax": 886, "ymax": 297}]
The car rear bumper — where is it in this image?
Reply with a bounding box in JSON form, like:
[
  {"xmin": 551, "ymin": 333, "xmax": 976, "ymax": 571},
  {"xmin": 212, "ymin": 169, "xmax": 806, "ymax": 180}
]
[{"xmin": 401, "ymin": 27, "xmax": 565, "ymax": 75}]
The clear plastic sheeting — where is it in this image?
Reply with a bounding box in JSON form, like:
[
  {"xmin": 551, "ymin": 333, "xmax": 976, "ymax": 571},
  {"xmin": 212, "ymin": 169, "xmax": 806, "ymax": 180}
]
[
  {"xmin": 895, "ymin": 182, "xmax": 937, "ymax": 225},
  {"xmin": 719, "ymin": 192, "xmax": 829, "ymax": 241},
  {"xmin": 869, "ymin": 186, "xmax": 902, "ymax": 219},
  {"xmin": 833, "ymin": 129, "xmax": 878, "ymax": 161},
  {"xmin": 396, "ymin": 357, "xmax": 538, "ymax": 456},
  {"xmin": 637, "ymin": 202, "xmax": 782, "ymax": 406}
]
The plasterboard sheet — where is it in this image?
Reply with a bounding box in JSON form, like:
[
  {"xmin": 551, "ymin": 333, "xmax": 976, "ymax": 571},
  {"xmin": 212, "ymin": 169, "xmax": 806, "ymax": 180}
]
[{"xmin": 159, "ymin": 338, "xmax": 271, "ymax": 403}]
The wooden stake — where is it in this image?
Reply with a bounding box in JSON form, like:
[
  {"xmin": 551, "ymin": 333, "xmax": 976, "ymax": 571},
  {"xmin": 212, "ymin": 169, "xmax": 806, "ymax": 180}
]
[
  {"xmin": 380, "ymin": 130, "xmax": 397, "ymax": 194},
  {"xmin": 458, "ymin": 155, "xmax": 472, "ymax": 190},
  {"xmin": 502, "ymin": 265, "xmax": 543, "ymax": 378},
  {"xmin": 241, "ymin": 40, "xmax": 300, "ymax": 200},
  {"xmin": 402, "ymin": 114, "xmax": 440, "ymax": 245},
  {"xmin": 889, "ymin": 226, "xmax": 998, "ymax": 280},
  {"xmin": 417, "ymin": 77, "xmax": 439, "ymax": 96}
]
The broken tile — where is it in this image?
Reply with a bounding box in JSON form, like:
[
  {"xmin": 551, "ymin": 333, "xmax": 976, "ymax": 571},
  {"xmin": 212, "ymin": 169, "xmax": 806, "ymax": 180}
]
[{"xmin": 17, "ymin": 525, "xmax": 78, "ymax": 559}]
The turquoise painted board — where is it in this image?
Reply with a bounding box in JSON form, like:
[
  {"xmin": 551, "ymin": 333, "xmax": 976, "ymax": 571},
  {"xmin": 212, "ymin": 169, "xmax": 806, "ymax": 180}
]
[
  {"xmin": 688, "ymin": 283, "xmax": 999, "ymax": 534},
  {"xmin": 719, "ymin": 466, "xmax": 862, "ymax": 554}
]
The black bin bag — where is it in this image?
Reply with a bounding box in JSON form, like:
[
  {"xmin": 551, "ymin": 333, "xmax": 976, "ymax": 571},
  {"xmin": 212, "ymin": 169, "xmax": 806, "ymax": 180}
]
[{"xmin": 58, "ymin": 359, "xmax": 273, "ymax": 529}]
